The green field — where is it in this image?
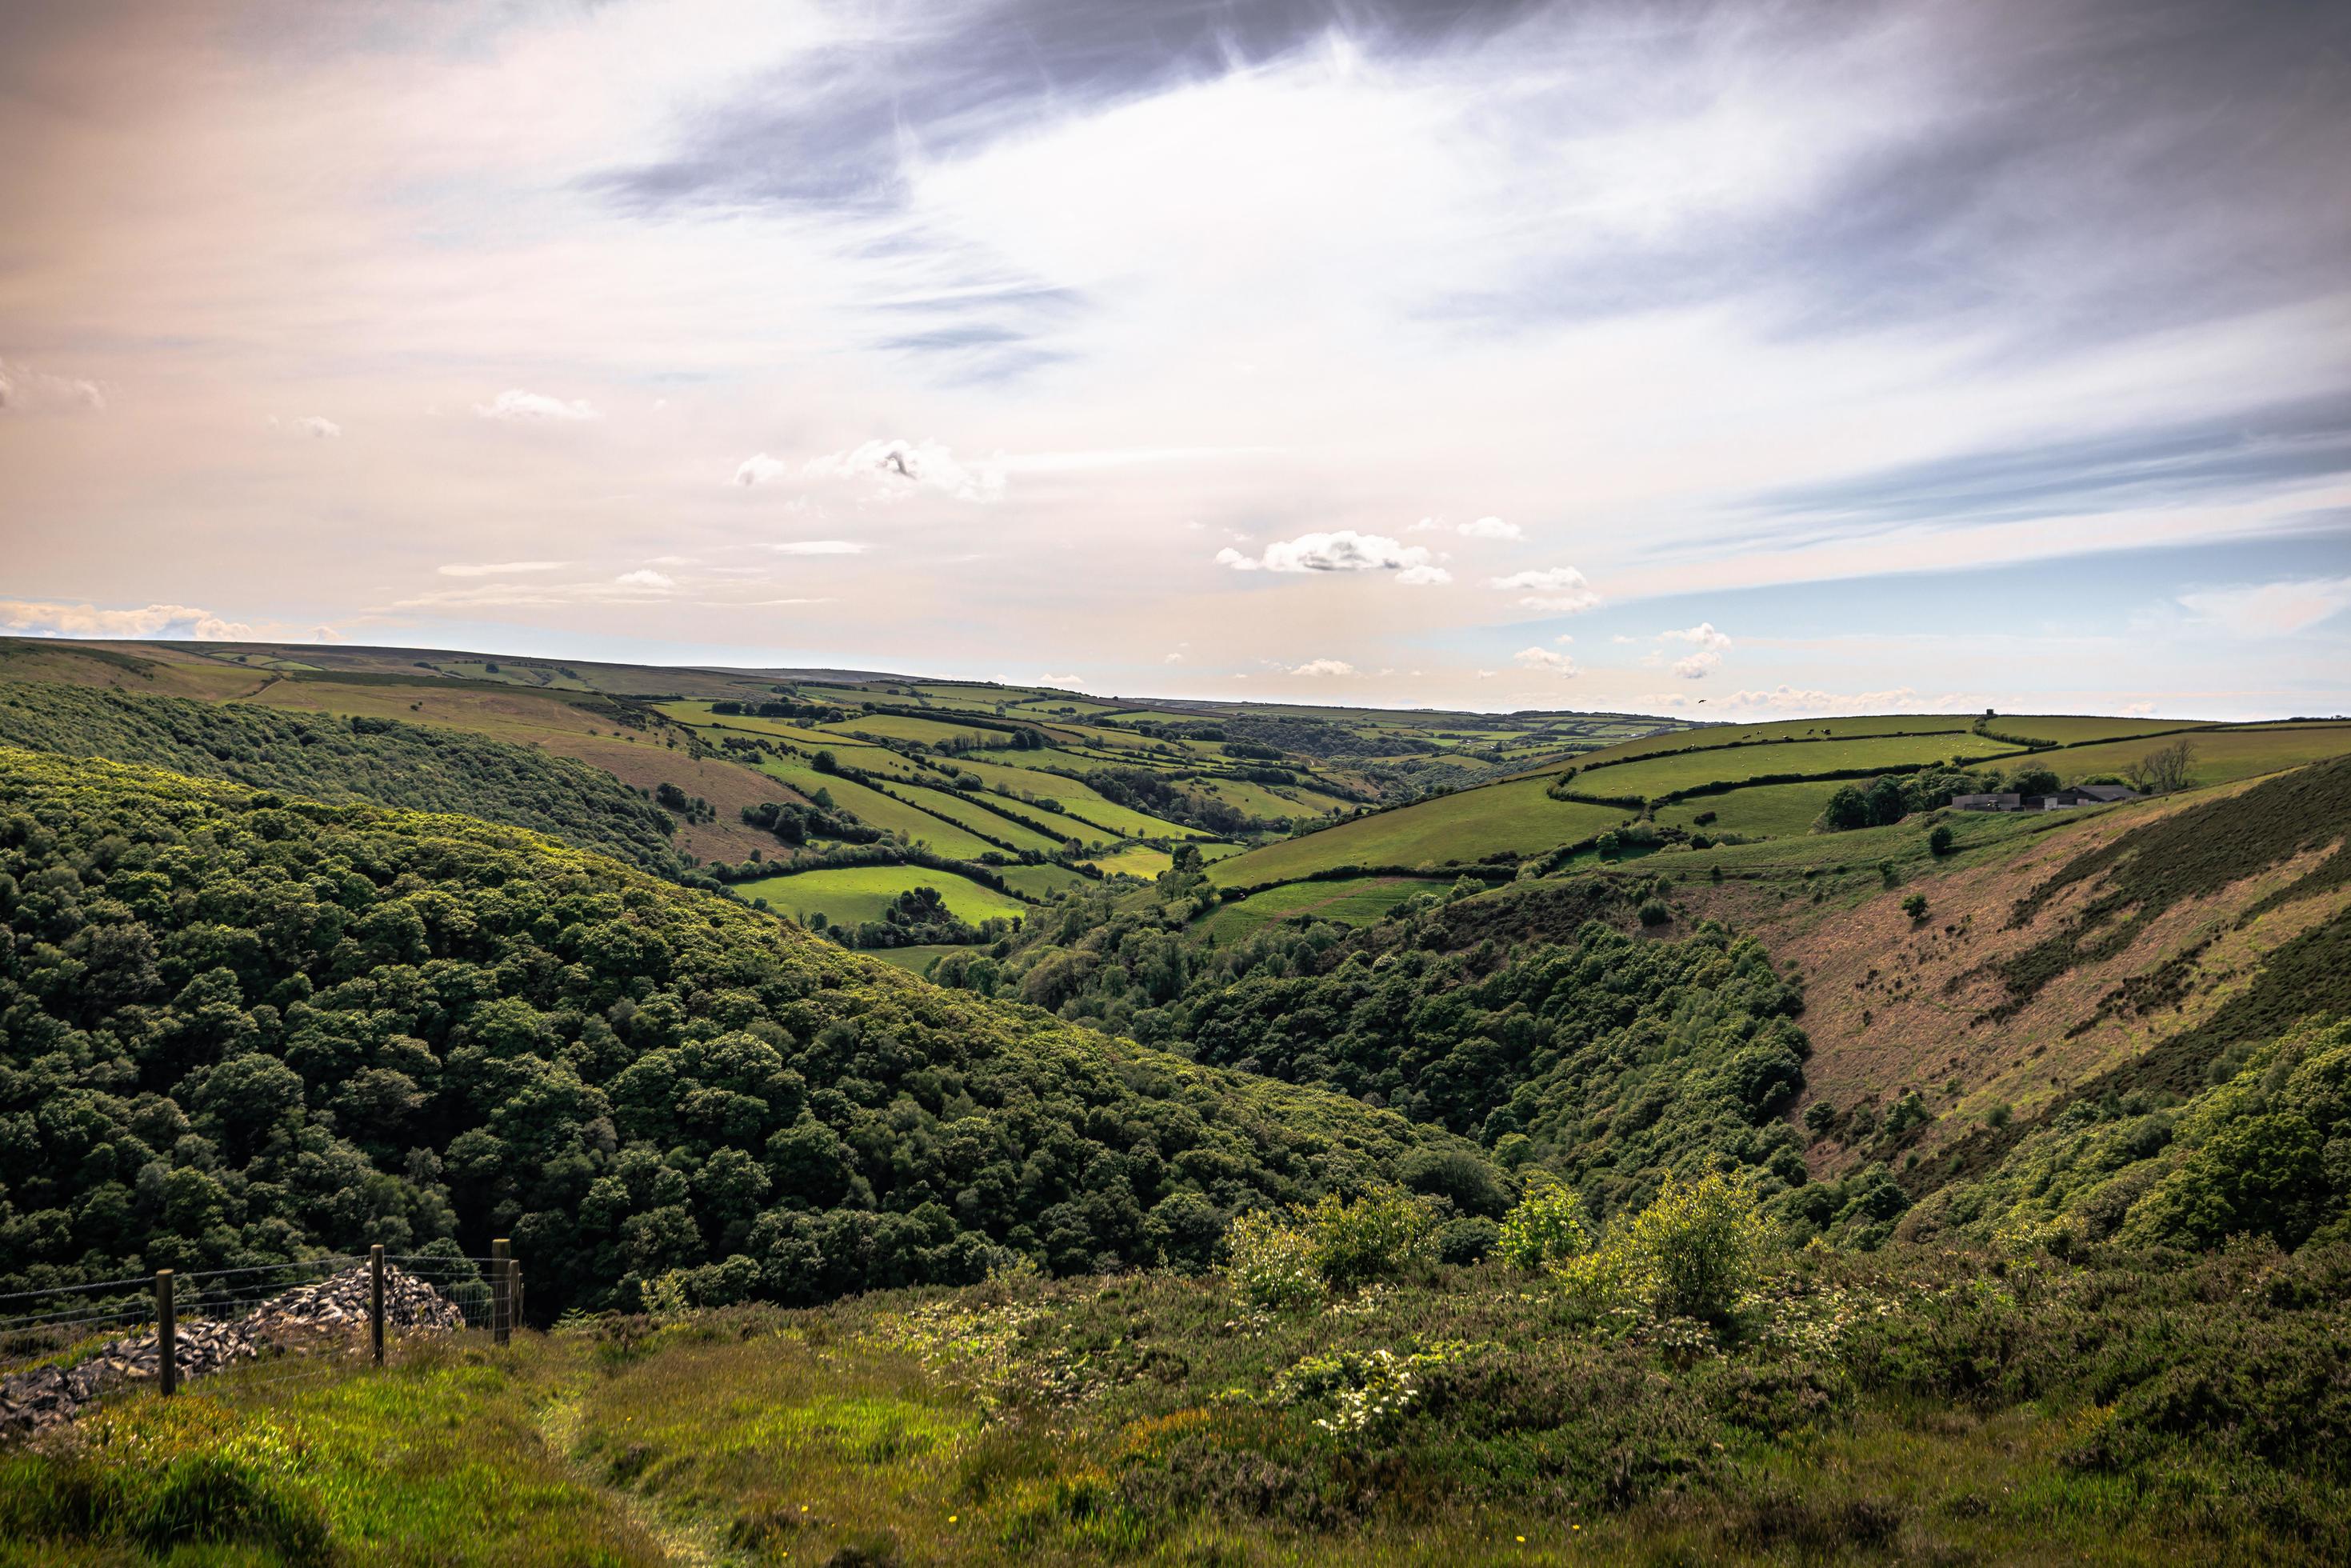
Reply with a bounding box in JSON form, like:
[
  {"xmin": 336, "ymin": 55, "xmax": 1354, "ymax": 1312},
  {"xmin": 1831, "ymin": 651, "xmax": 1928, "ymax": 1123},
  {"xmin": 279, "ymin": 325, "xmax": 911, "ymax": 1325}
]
[
  {"xmin": 1086, "ymin": 844, "xmax": 1174, "ymax": 879},
  {"xmin": 864, "ymin": 942, "xmax": 986, "ymax": 973},
  {"xmin": 952, "ymin": 757, "xmax": 1206, "ymax": 839},
  {"xmin": 891, "ymin": 784, "xmax": 1076, "ymax": 855},
  {"xmin": 823, "ymin": 712, "xmax": 1005, "ymax": 746},
  {"xmin": 1987, "ymin": 715, "xmax": 2210, "ymax": 745},
  {"xmin": 1196, "ymin": 874, "xmax": 1440, "ymax": 941},
  {"xmin": 1574, "ymin": 731, "xmax": 2025, "ymax": 798},
  {"xmin": 1209, "ymin": 778, "xmax": 1631, "ymax": 886},
  {"xmin": 1184, "ymin": 777, "xmax": 1334, "ymax": 822},
  {"xmin": 2040, "ymin": 724, "xmax": 2351, "ymax": 788},
  {"xmin": 1654, "ymin": 778, "xmax": 1855, "ymax": 838},
  {"xmin": 1566, "ymin": 714, "xmax": 1983, "ymax": 773},
  {"xmin": 733, "ymin": 865, "xmax": 1030, "ymax": 926},
  {"xmin": 753, "ymin": 761, "xmax": 1003, "ymax": 859},
  {"xmin": 997, "ymin": 862, "xmax": 1093, "ymax": 899}
]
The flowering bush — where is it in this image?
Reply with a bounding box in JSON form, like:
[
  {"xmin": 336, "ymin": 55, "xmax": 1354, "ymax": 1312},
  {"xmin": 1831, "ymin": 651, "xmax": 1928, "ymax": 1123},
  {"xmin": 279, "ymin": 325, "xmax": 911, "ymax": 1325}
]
[
  {"xmin": 1497, "ymin": 1174, "xmax": 1589, "ymax": 1272},
  {"xmin": 1298, "ymin": 1186, "xmax": 1440, "ymax": 1290},
  {"xmin": 1223, "ymin": 1210, "xmax": 1323, "ymax": 1310},
  {"xmin": 1554, "ymin": 1171, "xmax": 1770, "ymax": 1328},
  {"xmin": 1274, "ymin": 1343, "xmax": 1473, "ymax": 1437}
]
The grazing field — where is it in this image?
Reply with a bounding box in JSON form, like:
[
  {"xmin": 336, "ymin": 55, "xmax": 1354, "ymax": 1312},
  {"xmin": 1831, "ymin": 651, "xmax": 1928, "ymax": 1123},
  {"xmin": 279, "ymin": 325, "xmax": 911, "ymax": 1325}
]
[
  {"xmin": 996, "ymin": 862, "xmax": 1094, "ymax": 898},
  {"xmin": 1184, "ymin": 777, "xmax": 1336, "ymax": 822},
  {"xmin": 864, "ymin": 942, "xmax": 985, "ymax": 973},
  {"xmin": 1208, "ymin": 778, "xmax": 1631, "ymax": 886},
  {"xmin": 753, "ymin": 762, "xmax": 1004, "ymax": 858},
  {"xmin": 952, "ymin": 757, "xmax": 1206, "ymax": 839},
  {"xmin": 890, "ymin": 785, "xmax": 1077, "ymax": 855},
  {"xmin": 1196, "ymin": 874, "xmax": 1438, "ymax": 941},
  {"xmin": 822, "ymin": 712, "xmax": 1006, "ymax": 746},
  {"xmin": 1653, "ymin": 778, "xmax": 1856, "ymax": 838},
  {"xmin": 1574, "ymin": 730, "xmax": 2025, "ymax": 798},
  {"xmin": 733, "ymin": 865, "xmax": 1030, "ymax": 926},
  {"xmin": 1565, "ymin": 714, "xmax": 1981, "ymax": 772},
  {"xmin": 2043, "ymin": 723, "xmax": 2351, "ymax": 787},
  {"xmin": 1985, "ymin": 714, "xmax": 2209, "ymax": 745},
  {"xmin": 1085, "ymin": 844, "xmax": 1174, "ymax": 879}
]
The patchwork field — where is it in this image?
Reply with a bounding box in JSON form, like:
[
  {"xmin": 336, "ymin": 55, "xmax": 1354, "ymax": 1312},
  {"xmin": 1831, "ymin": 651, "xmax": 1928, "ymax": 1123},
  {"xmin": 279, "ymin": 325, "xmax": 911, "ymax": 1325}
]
[
  {"xmin": 733, "ymin": 865, "xmax": 1030, "ymax": 926},
  {"xmin": 1196, "ymin": 874, "xmax": 1440, "ymax": 941},
  {"xmin": 752, "ymin": 761, "xmax": 1004, "ymax": 859},
  {"xmin": 1571, "ymin": 731, "xmax": 2026, "ymax": 798},
  {"xmin": 2043, "ymin": 723, "xmax": 2351, "ymax": 788},
  {"xmin": 1084, "ymin": 844, "xmax": 1174, "ymax": 879},
  {"xmin": 1208, "ymin": 779, "xmax": 1632, "ymax": 886}
]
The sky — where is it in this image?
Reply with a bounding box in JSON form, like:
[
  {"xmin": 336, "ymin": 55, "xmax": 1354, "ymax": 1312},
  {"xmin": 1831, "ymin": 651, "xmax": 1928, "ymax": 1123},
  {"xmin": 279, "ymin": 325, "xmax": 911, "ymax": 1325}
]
[{"xmin": 2, "ymin": 0, "xmax": 2347, "ymax": 719}]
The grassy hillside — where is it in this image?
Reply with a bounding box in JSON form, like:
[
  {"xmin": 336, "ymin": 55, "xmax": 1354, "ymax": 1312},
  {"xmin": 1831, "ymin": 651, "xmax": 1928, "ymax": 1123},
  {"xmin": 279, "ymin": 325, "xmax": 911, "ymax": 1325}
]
[
  {"xmin": 0, "ymin": 680, "xmax": 686, "ymax": 878},
  {"xmin": 0, "ymin": 745, "xmax": 1476, "ymax": 1314}
]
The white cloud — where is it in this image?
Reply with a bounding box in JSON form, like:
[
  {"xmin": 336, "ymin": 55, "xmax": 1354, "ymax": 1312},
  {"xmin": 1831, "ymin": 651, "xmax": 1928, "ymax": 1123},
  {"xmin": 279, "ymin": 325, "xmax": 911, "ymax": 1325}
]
[
  {"xmin": 612, "ymin": 569, "xmax": 675, "ymax": 589},
  {"xmin": 1218, "ymin": 530, "xmax": 1445, "ymax": 582},
  {"xmin": 766, "ymin": 540, "xmax": 869, "ymax": 555},
  {"xmin": 1662, "ymin": 621, "xmax": 1733, "ymax": 651},
  {"xmin": 1041, "ymin": 671, "xmax": 1083, "ymax": 685},
  {"xmin": 1290, "ymin": 658, "xmax": 1356, "ymax": 677},
  {"xmin": 1488, "ymin": 566, "xmax": 1601, "ymax": 613},
  {"xmin": 1162, "ymin": 651, "xmax": 1185, "ymax": 663},
  {"xmin": 0, "ymin": 599, "xmax": 250, "ymax": 639},
  {"xmin": 1513, "ymin": 646, "xmax": 1580, "ymax": 674},
  {"xmin": 472, "ymin": 389, "xmax": 599, "ymax": 421},
  {"xmin": 437, "ymin": 560, "xmax": 569, "ymax": 577},
  {"xmin": 1672, "ymin": 650, "xmax": 1723, "ymax": 679},
  {"xmin": 734, "ymin": 453, "xmax": 792, "ymax": 486},
  {"xmin": 2177, "ymin": 577, "xmax": 2351, "ymax": 638},
  {"xmin": 1457, "ymin": 516, "xmax": 1521, "ymax": 541},
  {"xmin": 0, "ymin": 358, "xmax": 105, "ymax": 413},
  {"xmin": 805, "ymin": 438, "xmax": 1005, "ymax": 503},
  {"xmin": 269, "ymin": 414, "xmax": 342, "ymax": 438}
]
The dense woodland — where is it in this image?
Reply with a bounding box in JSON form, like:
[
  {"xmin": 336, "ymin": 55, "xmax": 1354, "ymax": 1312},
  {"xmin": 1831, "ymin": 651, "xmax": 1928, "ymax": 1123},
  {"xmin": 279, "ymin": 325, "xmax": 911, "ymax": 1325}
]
[{"xmin": 0, "ymin": 746, "xmax": 1462, "ymax": 1314}]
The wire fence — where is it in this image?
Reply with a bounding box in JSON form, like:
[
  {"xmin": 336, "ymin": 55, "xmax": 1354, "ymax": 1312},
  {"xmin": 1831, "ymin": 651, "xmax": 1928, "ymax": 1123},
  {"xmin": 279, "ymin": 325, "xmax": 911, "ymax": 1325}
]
[{"xmin": 0, "ymin": 1244, "xmax": 528, "ymax": 1435}]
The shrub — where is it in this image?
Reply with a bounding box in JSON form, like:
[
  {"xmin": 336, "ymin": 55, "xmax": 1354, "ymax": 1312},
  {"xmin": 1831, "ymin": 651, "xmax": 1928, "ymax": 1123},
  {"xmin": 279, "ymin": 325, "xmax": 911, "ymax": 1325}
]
[
  {"xmin": 1497, "ymin": 1176, "xmax": 1589, "ymax": 1273},
  {"xmin": 1555, "ymin": 1171, "xmax": 1769, "ymax": 1328},
  {"xmin": 1401, "ymin": 1148, "xmax": 1512, "ymax": 1218},
  {"xmin": 1928, "ymin": 823, "xmax": 1955, "ymax": 856},
  {"xmin": 1300, "ymin": 1186, "xmax": 1440, "ymax": 1290},
  {"xmin": 1222, "ymin": 1210, "xmax": 1321, "ymax": 1310},
  {"xmin": 1901, "ymin": 893, "xmax": 1929, "ymax": 922},
  {"xmin": 1637, "ymin": 898, "xmax": 1672, "ymax": 927}
]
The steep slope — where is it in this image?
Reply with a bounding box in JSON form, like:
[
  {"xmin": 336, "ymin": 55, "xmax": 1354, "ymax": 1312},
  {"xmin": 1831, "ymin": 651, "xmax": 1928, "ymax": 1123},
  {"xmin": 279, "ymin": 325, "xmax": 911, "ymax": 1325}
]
[
  {"xmin": 0, "ymin": 681, "xmax": 686, "ymax": 877},
  {"xmin": 0, "ymin": 746, "xmax": 1472, "ymax": 1313}
]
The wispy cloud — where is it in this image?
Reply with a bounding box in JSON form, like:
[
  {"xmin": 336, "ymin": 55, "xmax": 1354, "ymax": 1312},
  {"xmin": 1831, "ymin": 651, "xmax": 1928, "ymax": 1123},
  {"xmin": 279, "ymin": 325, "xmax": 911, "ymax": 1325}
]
[
  {"xmin": 765, "ymin": 540, "xmax": 870, "ymax": 555},
  {"xmin": 1489, "ymin": 567, "xmax": 1600, "ymax": 613},
  {"xmin": 437, "ymin": 560, "xmax": 570, "ymax": 578},
  {"xmin": 2177, "ymin": 577, "xmax": 2351, "ymax": 638},
  {"xmin": 472, "ymin": 390, "xmax": 600, "ymax": 422},
  {"xmin": 0, "ymin": 599, "xmax": 250, "ymax": 639}
]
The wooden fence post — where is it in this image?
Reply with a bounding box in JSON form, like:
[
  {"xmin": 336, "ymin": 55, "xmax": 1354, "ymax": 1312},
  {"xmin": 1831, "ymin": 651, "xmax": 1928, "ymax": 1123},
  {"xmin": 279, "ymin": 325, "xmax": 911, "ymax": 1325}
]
[
  {"xmin": 513, "ymin": 1264, "xmax": 525, "ymax": 1334},
  {"xmin": 490, "ymin": 1238, "xmax": 511, "ymax": 1346},
  {"xmin": 370, "ymin": 1245, "xmax": 385, "ymax": 1364},
  {"xmin": 155, "ymin": 1270, "xmax": 177, "ymax": 1397}
]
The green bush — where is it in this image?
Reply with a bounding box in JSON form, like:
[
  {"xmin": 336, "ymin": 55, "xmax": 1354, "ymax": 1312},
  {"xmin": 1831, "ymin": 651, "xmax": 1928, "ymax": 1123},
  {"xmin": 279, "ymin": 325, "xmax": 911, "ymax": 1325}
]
[
  {"xmin": 1556, "ymin": 1171, "xmax": 1769, "ymax": 1327},
  {"xmin": 1300, "ymin": 1186, "xmax": 1440, "ymax": 1290},
  {"xmin": 1222, "ymin": 1210, "xmax": 1321, "ymax": 1310},
  {"xmin": 1497, "ymin": 1175, "xmax": 1589, "ymax": 1272}
]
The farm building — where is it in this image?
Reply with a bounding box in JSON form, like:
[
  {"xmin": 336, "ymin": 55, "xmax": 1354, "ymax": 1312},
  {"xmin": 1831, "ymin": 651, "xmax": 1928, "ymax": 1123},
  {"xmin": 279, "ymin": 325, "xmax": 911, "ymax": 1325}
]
[{"xmin": 1953, "ymin": 785, "xmax": 2138, "ymax": 813}]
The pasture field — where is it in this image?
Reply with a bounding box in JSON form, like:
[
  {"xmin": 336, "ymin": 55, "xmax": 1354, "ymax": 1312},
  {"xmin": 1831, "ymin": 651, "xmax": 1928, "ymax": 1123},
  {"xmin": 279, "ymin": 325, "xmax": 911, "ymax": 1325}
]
[
  {"xmin": 1655, "ymin": 778, "xmax": 1853, "ymax": 839},
  {"xmin": 890, "ymin": 784, "xmax": 1078, "ymax": 855},
  {"xmin": 824, "ymin": 712, "xmax": 1008, "ymax": 746},
  {"xmin": 1573, "ymin": 731, "xmax": 2025, "ymax": 798},
  {"xmin": 1986, "ymin": 714, "xmax": 2209, "ymax": 745},
  {"xmin": 752, "ymin": 761, "xmax": 1003, "ymax": 859},
  {"xmin": 2041, "ymin": 723, "xmax": 2351, "ymax": 788},
  {"xmin": 733, "ymin": 865, "xmax": 1030, "ymax": 926},
  {"xmin": 1182, "ymin": 777, "xmax": 1334, "ymax": 822},
  {"xmin": 1195, "ymin": 874, "xmax": 1438, "ymax": 941},
  {"xmin": 1208, "ymin": 778, "xmax": 1631, "ymax": 886},
  {"xmin": 1274, "ymin": 783, "xmax": 1361, "ymax": 814},
  {"xmin": 864, "ymin": 942, "xmax": 985, "ymax": 973},
  {"xmin": 1085, "ymin": 844, "xmax": 1174, "ymax": 879},
  {"xmin": 1565, "ymin": 714, "xmax": 1980, "ymax": 772},
  {"xmin": 997, "ymin": 862, "xmax": 1093, "ymax": 898},
  {"xmin": 1196, "ymin": 840, "xmax": 1249, "ymax": 861},
  {"xmin": 952, "ymin": 757, "xmax": 1208, "ymax": 839}
]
